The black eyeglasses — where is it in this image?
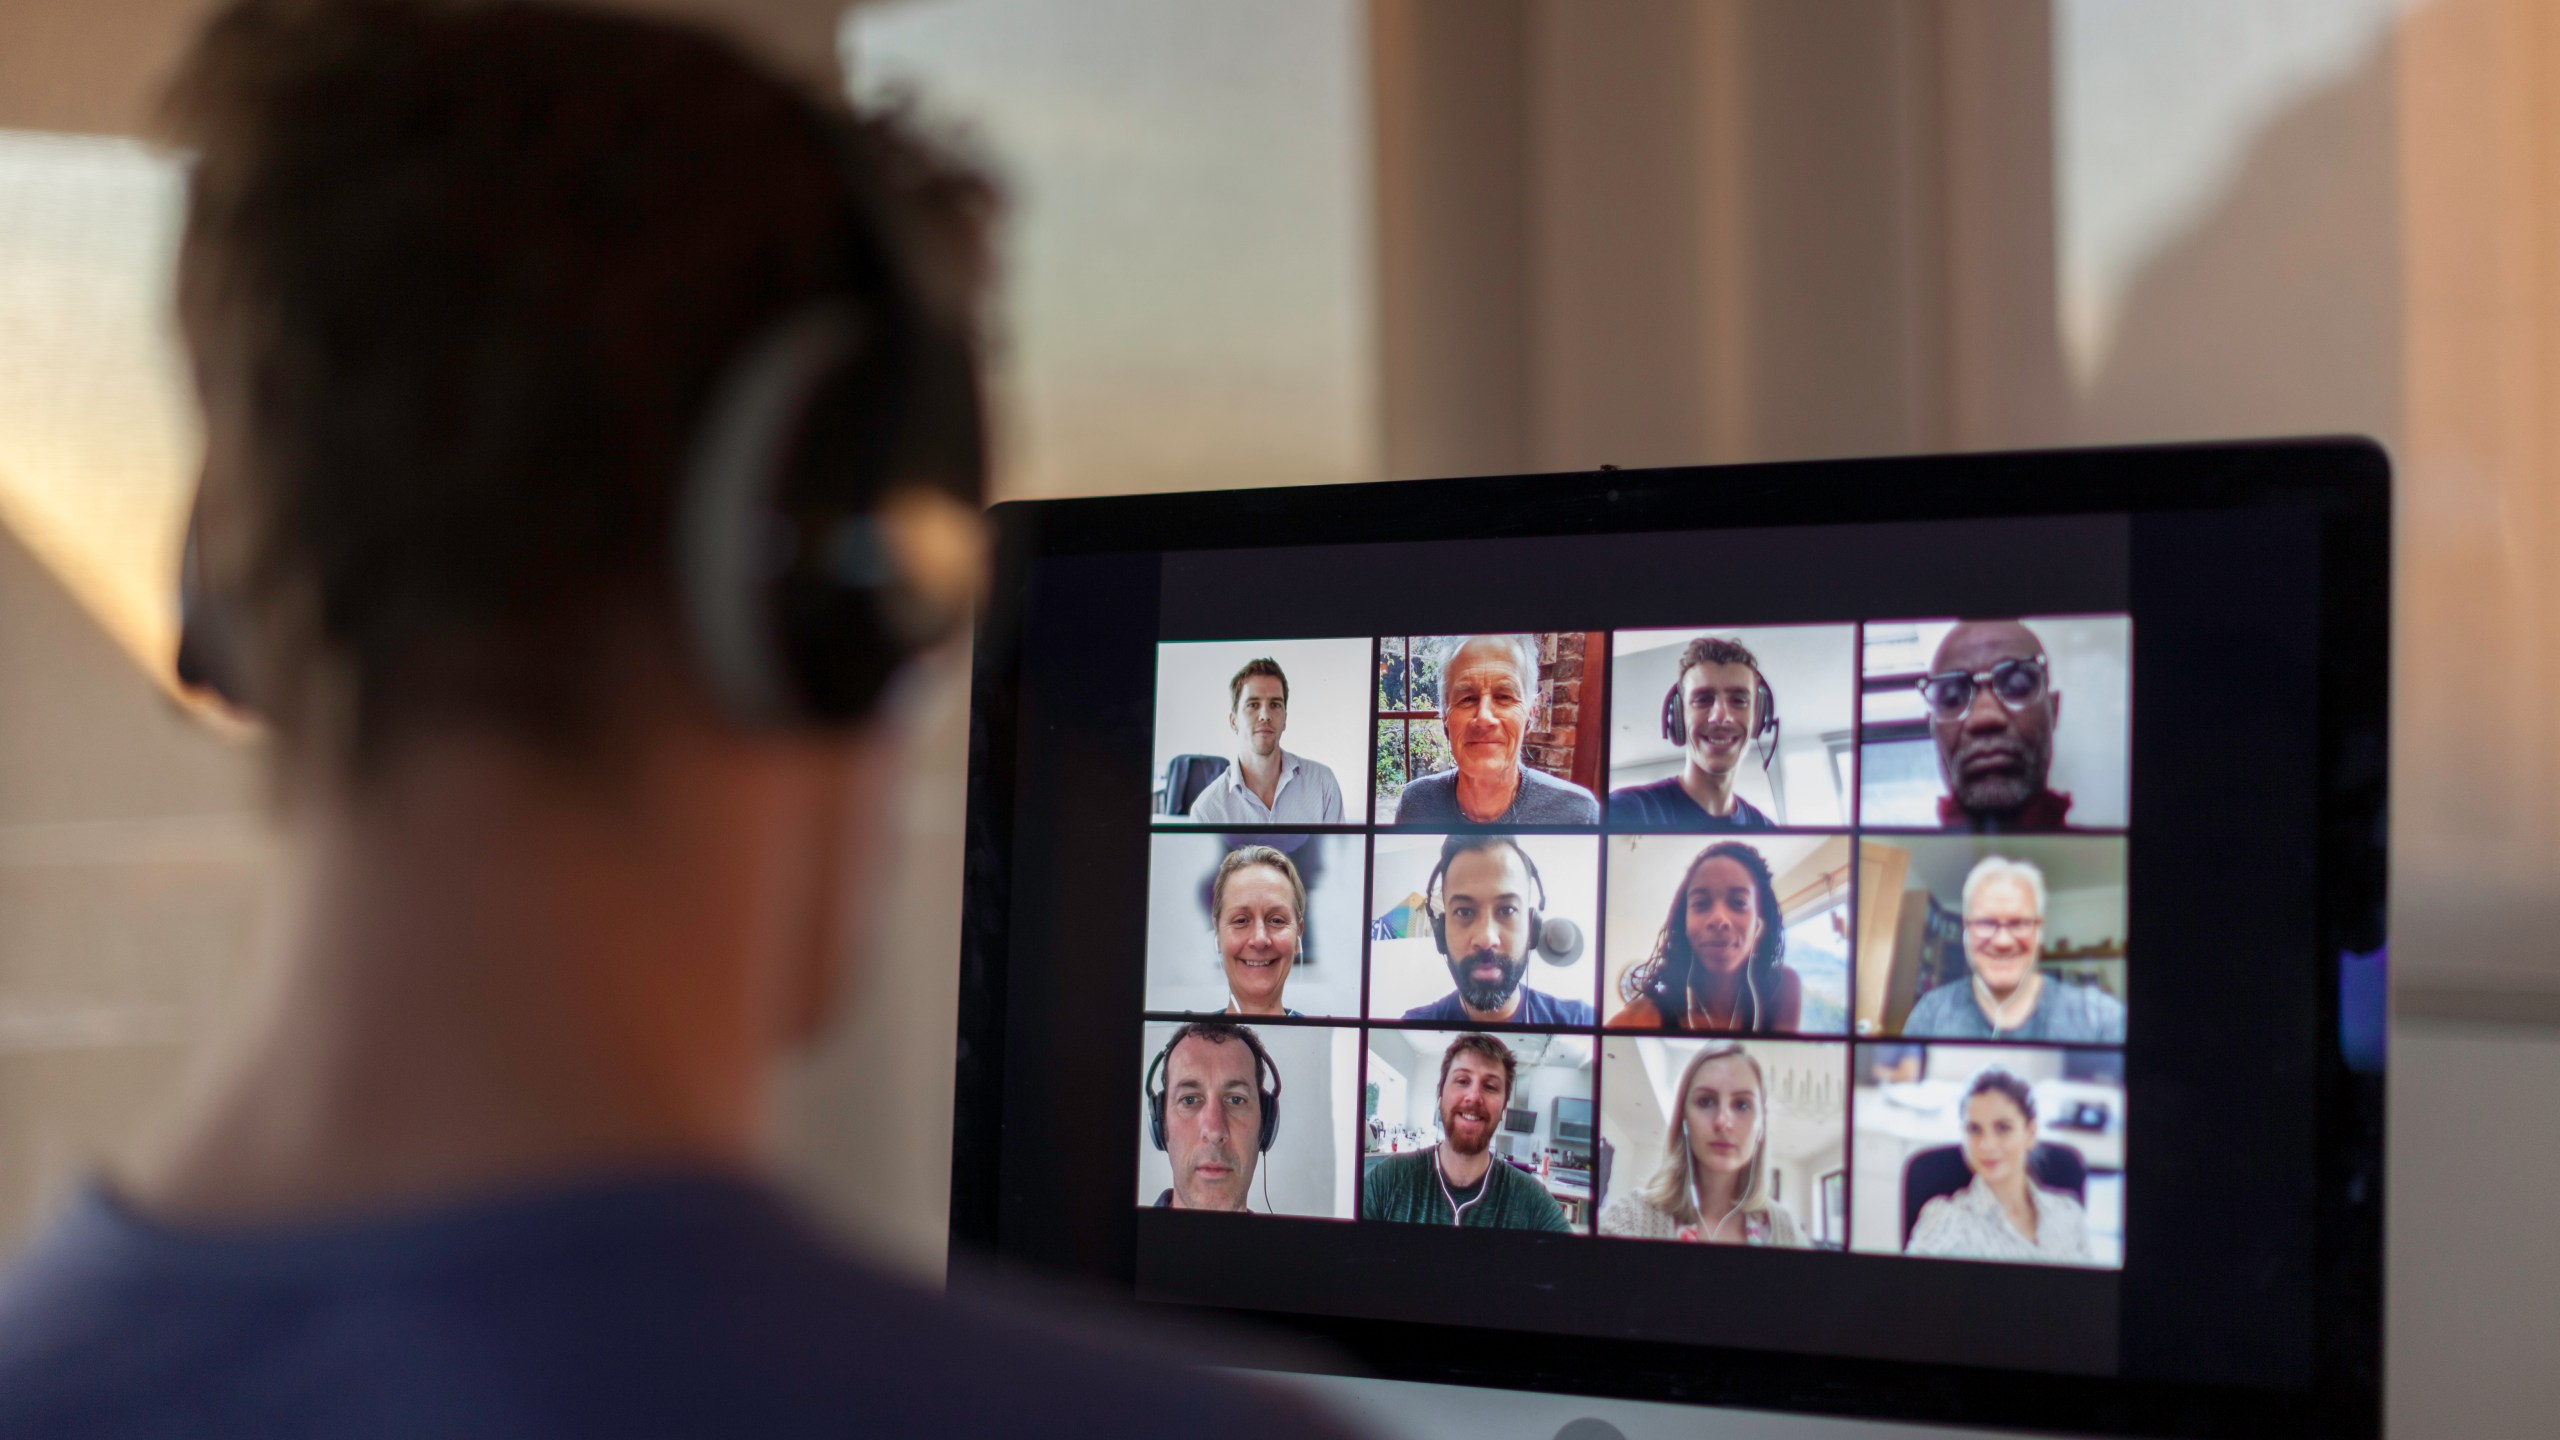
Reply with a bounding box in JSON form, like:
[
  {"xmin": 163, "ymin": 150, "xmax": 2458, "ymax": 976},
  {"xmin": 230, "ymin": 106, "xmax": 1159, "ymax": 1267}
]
[{"xmin": 1915, "ymin": 656, "xmax": 2049, "ymax": 720}]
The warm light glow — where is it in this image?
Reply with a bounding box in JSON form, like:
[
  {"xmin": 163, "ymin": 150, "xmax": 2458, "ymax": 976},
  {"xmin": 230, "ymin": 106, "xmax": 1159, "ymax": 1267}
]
[{"xmin": 0, "ymin": 130, "xmax": 196, "ymax": 683}]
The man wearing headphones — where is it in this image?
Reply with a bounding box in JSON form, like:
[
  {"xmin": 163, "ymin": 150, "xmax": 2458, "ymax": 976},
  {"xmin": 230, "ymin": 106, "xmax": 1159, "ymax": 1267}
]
[
  {"xmin": 1610, "ymin": 636, "xmax": 1781, "ymax": 829},
  {"xmin": 1401, "ymin": 834, "xmax": 1596, "ymax": 1025},
  {"xmin": 0, "ymin": 5, "xmax": 1359, "ymax": 1438},
  {"xmin": 1147, "ymin": 1022, "xmax": 1281, "ymax": 1210}
]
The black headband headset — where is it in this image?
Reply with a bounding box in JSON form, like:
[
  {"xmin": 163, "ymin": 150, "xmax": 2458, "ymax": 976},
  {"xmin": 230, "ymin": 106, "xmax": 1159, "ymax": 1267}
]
[
  {"xmin": 1426, "ymin": 834, "xmax": 1548, "ymax": 957},
  {"xmin": 1145, "ymin": 1025, "xmax": 1282, "ymax": 1155},
  {"xmin": 1661, "ymin": 648, "xmax": 1781, "ymax": 775},
  {"xmin": 175, "ymin": 117, "xmax": 985, "ymax": 725}
]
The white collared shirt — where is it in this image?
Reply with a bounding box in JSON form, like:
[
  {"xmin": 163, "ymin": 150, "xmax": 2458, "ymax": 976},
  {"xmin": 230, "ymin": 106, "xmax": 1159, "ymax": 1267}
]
[
  {"xmin": 1907, "ymin": 1175, "xmax": 2100, "ymax": 1266},
  {"xmin": 1186, "ymin": 750, "xmax": 1345, "ymax": 824}
]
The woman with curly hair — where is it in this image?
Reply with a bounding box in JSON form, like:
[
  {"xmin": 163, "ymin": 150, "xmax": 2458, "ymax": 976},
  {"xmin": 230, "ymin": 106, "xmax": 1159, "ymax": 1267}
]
[{"xmin": 1608, "ymin": 841, "xmax": 1801, "ymax": 1032}]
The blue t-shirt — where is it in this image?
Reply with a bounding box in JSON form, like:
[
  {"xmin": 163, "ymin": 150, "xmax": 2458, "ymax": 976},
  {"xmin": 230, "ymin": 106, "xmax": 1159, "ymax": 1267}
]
[
  {"xmin": 1402, "ymin": 986, "xmax": 1595, "ymax": 1026},
  {"xmin": 1606, "ymin": 777, "xmax": 1775, "ymax": 830},
  {"xmin": 0, "ymin": 1174, "xmax": 1362, "ymax": 1440}
]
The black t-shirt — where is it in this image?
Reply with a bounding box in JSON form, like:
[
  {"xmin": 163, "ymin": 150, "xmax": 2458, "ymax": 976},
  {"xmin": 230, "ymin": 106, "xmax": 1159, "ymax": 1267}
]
[{"xmin": 1607, "ymin": 776, "xmax": 1777, "ymax": 829}]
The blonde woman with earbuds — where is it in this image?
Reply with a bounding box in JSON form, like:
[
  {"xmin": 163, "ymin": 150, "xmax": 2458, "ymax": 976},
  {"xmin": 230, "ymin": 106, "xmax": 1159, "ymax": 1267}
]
[{"xmin": 1600, "ymin": 1042, "xmax": 1808, "ymax": 1245}]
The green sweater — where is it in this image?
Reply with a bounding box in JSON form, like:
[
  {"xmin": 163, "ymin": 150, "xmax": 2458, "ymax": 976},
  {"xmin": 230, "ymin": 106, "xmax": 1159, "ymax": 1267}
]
[{"xmin": 1362, "ymin": 1149, "xmax": 1572, "ymax": 1231}]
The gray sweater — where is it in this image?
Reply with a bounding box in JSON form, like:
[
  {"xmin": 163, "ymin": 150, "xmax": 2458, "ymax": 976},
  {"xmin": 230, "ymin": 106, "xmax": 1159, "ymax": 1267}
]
[
  {"xmin": 1392, "ymin": 765, "xmax": 1599, "ymax": 826},
  {"xmin": 1902, "ymin": 977, "xmax": 2126, "ymax": 1042}
]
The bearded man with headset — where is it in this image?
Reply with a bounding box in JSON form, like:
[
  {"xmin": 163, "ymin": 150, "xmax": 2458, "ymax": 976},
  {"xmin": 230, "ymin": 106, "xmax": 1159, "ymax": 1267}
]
[{"xmin": 0, "ymin": 4, "xmax": 1359, "ymax": 1437}]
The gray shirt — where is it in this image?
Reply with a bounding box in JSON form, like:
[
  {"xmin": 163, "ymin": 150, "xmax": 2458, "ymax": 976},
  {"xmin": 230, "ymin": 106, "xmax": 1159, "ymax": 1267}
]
[
  {"xmin": 1392, "ymin": 765, "xmax": 1599, "ymax": 826},
  {"xmin": 1902, "ymin": 977, "xmax": 2127, "ymax": 1043},
  {"xmin": 1185, "ymin": 750, "xmax": 1345, "ymax": 825}
]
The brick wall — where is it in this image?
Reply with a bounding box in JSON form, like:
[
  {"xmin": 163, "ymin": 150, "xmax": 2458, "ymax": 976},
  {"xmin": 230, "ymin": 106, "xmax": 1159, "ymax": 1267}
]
[{"xmin": 1526, "ymin": 631, "xmax": 1594, "ymax": 786}]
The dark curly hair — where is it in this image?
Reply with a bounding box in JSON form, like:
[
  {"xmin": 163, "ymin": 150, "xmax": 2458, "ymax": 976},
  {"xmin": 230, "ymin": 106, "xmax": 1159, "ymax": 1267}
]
[{"xmin": 1623, "ymin": 841, "xmax": 1788, "ymax": 1030}]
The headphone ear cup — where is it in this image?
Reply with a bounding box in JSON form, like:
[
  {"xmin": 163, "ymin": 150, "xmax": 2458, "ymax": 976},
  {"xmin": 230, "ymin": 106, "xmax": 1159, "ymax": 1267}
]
[
  {"xmin": 1431, "ymin": 912, "xmax": 1448, "ymax": 956},
  {"xmin": 1149, "ymin": 1092, "xmax": 1167, "ymax": 1152},
  {"xmin": 1528, "ymin": 909, "xmax": 1544, "ymax": 955},
  {"xmin": 1259, "ymin": 1089, "xmax": 1280, "ymax": 1153},
  {"xmin": 1755, "ymin": 674, "xmax": 1778, "ymax": 742},
  {"xmin": 1662, "ymin": 684, "xmax": 1684, "ymax": 745}
]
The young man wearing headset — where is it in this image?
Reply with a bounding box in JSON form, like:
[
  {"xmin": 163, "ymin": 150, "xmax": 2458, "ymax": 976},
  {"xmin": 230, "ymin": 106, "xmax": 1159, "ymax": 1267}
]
[
  {"xmin": 1610, "ymin": 635, "xmax": 1781, "ymax": 829},
  {"xmin": 0, "ymin": 4, "xmax": 1358, "ymax": 1436}
]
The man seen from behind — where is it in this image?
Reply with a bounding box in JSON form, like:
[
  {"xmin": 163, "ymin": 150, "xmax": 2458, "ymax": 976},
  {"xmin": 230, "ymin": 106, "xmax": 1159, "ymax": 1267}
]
[{"xmin": 0, "ymin": 5, "xmax": 1360, "ymax": 1436}]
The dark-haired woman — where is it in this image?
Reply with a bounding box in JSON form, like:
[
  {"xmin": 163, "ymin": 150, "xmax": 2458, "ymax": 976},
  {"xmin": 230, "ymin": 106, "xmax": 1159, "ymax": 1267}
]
[
  {"xmin": 1606, "ymin": 841, "xmax": 1801, "ymax": 1032},
  {"xmin": 1906, "ymin": 1069, "xmax": 2096, "ymax": 1264}
]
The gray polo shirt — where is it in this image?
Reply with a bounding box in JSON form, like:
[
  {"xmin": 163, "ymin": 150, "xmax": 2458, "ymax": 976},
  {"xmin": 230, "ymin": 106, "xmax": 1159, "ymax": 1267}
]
[
  {"xmin": 1902, "ymin": 977, "xmax": 2127, "ymax": 1042},
  {"xmin": 1185, "ymin": 751, "xmax": 1345, "ymax": 824}
]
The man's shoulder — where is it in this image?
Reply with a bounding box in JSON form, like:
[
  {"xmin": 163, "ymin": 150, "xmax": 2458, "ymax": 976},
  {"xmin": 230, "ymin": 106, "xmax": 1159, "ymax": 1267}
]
[
  {"xmin": 1901, "ymin": 982, "xmax": 1976, "ymax": 1034},
  {"xmin": 1287, "ymin": 751, "xmax": 1342, "ymax": 788},
  {"xmin": 1361, "ymin": 1151, "xmax": 1434, "ymax": 1202},
  {"xmin": 1522, "ymin": 989, "xmax": 1595, "ymax": 1025},
  {"xmin": 1607, "ymin": 777, "xmax": 1691, "ymax": 824},
  {"xmin": 0, "ymin": 1181, "xmax": 1364, "ymax": 1440},
  {"xmin": 1517, "ymin": 767, "xmax": 1599, "ymax": 820},
  {"xmin": 1390, "ymin": 769, "xmax": 1458, "ymax": 821},
  {"xmin": 2048, "ymin": 981, "xmax": 2127, "ymax": 1037},
  {"xmin": 1183, "ymin": 763, "xmax": 1248, "ymax": 819},
  {"xmin": 1400, "ymin": 993, "xmax": 1464, "ymax": 1022}
]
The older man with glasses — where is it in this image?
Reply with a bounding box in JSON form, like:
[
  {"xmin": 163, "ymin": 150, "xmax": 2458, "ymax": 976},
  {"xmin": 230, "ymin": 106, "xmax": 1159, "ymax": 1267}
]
[
  {"xmin": 1901, "ymin": 858, "xmax": 2126, "ymax": 1042},
  {"xmin": 1918, "ymin": 619, "xmax": 2078, "ymax": 832}
]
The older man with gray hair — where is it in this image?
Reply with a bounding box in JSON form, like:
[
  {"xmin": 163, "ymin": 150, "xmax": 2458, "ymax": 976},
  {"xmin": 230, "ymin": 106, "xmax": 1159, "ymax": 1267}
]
[
  {"xmin": 1902, "ymin": 856, "xmax": 2126, "ymax": 1041},
  {"xmin": 1392, "ymin": 634, "xmax": 1600, "ymax": 826}
]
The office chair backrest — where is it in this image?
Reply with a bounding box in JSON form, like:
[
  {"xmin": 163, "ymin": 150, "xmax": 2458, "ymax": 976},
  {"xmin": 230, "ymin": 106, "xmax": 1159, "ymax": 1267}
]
[
  {"xmin": 1160, "ymin": 754, "xmax": 1229, "ymax": 815},
  {"xmin": 1900, "ymin": 1141, "xmax": 2088, "ymax": 1247}
]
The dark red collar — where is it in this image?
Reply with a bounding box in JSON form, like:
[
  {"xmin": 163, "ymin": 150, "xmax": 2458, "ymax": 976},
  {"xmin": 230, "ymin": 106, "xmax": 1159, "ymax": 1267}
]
[{"xmin": 1938, "ymin": 788, "xmax": 2075, "ymax": 829}]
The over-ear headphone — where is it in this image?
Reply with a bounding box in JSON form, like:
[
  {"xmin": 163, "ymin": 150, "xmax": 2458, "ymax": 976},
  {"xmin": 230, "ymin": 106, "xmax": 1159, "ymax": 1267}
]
[
  {"xmin": 1425, "ymin": 834, "xmax": 1547, "ymax": 957},
  {"xmin": 1145, "ymin": 1023, "xmax": 1282, "ymax": 1155},
  {"xmin": 174, "ymin": 116, "xmax": 984, "ymax": 726},
  {"xmin": 1662, "ymin": 654, "xmax": 1780, "ymax": 772}
]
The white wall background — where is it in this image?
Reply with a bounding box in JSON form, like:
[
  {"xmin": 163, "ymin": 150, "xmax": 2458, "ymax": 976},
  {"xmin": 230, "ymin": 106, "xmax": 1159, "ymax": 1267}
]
[
  {"xmin": 1610, "ymin": 624, "xmax": 1859, "ymax": 826},
  {"xmin": 1150, "ymin": 637, "xmax": 1371, "ymax": 821},
  {"xmin": 1136, "ymin": 1019, "xmax": 1358, "ymax": 1218},
  {"xmin": 1858, "ymin": 615, "xmax": 2132, "ymax": 828},
  {"xmin": 1365, "ymin": 1028, "xmax": 1593, "ymax": 1154},
  {"xmin": 1368, "ymin": 832, "xmax": 1599, "ymax": 1019},
  {"xmin": 1143, "ymin": 831, "xmax": 1365, "ymax": 1018}
]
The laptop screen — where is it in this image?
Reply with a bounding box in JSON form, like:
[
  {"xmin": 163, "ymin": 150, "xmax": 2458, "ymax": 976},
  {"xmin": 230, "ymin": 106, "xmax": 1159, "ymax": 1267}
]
[{"xmin": 955, "ymin": 443, "xmax": 2386, "ymax": 1439}]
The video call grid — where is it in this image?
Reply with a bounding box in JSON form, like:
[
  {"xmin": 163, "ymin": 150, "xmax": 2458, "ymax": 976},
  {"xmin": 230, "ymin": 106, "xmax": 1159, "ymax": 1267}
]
[{"xmin": 1140, "ymin": 619, "xmax": 2132, "ymax": 1265}]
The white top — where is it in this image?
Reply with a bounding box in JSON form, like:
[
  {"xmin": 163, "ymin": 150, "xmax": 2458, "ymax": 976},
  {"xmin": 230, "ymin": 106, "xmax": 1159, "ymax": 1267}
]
[
  {"xmin": 1907, "ymin": 1176, "xmax": 2100, "ymax": 1266},
  {"xmin": 1186, "ymin": 750, "xmax": 1345, "ymax": 825},
  {"xmin": 1598, "ymin": 1191, "xmax": 1808, "ymax": 1247}
]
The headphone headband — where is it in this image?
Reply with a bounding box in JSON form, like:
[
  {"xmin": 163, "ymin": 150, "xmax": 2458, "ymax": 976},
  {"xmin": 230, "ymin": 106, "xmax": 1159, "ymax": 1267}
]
[
  {"xmin": 1661, "ymin": 651, "xmax": 1781, "ymax": 778},
  {"xmin": 1145, "ymin": 1023, "xmax": 1283, "ymax": 1155},
  {"xmin": 1425, "ymin": 834, "xmax": 1548, "ymax": 958}
]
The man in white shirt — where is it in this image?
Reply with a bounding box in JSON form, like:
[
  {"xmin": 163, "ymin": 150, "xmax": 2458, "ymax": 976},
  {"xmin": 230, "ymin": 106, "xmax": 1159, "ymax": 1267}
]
[{"xmin": 1188, "ymin": 659, "xmax": 1345, "ymax": 824}]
